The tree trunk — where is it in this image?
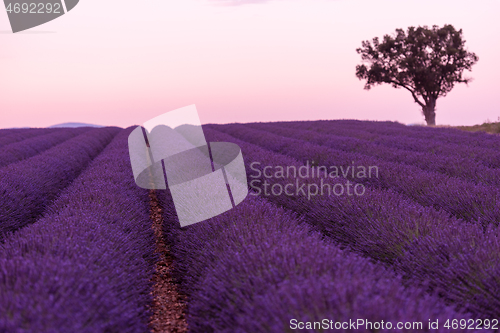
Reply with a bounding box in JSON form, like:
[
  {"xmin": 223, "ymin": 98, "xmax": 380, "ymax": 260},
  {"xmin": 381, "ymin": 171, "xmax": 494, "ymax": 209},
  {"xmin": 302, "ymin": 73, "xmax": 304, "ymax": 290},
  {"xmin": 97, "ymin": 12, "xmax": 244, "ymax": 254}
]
[{"xmin": 422, "ymin": 99, "xmax": 436, "ymax": 126}]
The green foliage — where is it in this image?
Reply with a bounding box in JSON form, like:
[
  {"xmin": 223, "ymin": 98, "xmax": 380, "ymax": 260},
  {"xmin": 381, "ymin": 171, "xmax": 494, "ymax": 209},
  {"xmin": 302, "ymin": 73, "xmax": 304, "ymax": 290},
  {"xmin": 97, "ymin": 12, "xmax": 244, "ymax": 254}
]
[{"xmin": 355, "ymin": 24, "xmax": 478, "ymax": 114}]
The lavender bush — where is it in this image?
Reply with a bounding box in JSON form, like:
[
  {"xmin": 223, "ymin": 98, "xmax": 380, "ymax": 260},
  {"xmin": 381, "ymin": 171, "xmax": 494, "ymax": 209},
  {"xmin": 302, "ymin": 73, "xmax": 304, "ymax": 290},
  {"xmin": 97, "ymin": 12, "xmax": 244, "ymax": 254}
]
[
  {"xmin": 158, "ymin": 191, "xmax": 474, "ymax": 333},
  {"xmin": 246, "ymin": 122, "xmax": 500, "ymax": 186},
  {"xmin": 0, "ymin": 128, "xmax": 57, "ymax": 149},
  {"xmin": 270, "ymin": 120, "xmax": 500, "ymax": 168},
  {"xmin": 210, "ymin": 124, "xmax": 500, "ymax": 225},
  {"xmin": 0, "ymin": 120, "xmax": 498, "ymax": 331},
  {"xmin": 202, "ymin": 126, "xmax": 500, "ymax": 318},
  {"xmin": 0, "ymin": 127, "xmax": 91, "ymax": 169},
  {"xmin": 0, "ymin": 127, "xmax": 120, "ymax": 239},
  {"xmin": 271, "ymin": 119, "xmax": 500, "ymax": 150},
  {"xmin": 324, "ymin": 119, "xmax": 500, "ymax": 150},
  {"xmin": 0, "ymin": 128, "xmax": 156, "ymax": 333}
]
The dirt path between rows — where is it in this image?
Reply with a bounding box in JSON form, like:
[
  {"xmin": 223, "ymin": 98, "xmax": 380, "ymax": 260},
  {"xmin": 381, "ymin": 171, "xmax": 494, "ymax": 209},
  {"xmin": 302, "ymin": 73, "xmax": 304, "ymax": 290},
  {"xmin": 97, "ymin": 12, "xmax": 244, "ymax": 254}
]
[{"xmin": 148, "ymin": 190, "xmax": 188, "ymax": 333}]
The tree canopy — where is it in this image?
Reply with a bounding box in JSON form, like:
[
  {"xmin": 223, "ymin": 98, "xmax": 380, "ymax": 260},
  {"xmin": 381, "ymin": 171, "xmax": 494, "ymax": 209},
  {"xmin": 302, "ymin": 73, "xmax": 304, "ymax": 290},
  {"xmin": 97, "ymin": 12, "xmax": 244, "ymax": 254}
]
[{"xmin": 355, "ymin": 24, "xmax": 478, "ymax": 125}]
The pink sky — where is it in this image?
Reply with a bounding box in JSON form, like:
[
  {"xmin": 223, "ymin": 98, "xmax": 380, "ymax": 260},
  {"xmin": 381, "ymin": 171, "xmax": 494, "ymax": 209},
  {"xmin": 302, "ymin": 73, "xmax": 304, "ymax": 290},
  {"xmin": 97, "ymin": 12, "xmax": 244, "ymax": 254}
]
[{"xmin": 1, "ymin": 0, "xmax": 499, "ymax": 128}]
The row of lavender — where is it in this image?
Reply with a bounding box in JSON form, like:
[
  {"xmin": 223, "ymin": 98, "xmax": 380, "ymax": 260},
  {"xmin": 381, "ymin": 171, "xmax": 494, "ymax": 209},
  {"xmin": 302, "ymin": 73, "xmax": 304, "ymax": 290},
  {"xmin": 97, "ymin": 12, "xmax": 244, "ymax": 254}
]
[
  {"xmin": 210, "ymin": 124, "xmax": 500, "ymax": 226},
  {"xmin": 200, "ymin": 126, "xmax": 500, "ymax": 318},
  {"xmin": 0, "ymin": 127, "xmax": 91, "ymax": 169},
  {"xmin": 244, "ymin": 122, "xmax": 500, "ymax": 187},
  {"xmin": 274, "ymin": 119, "xmax": 500, "ymax": 152},
  {"xmin": 267, "ymin": 120, "xmax": 500, "ymax": 168},
  {"xmin": 0, "ymin": 128, "xmax": 156, "ymax": 332},
  {"xmin": 0, "ymin": 128, "xmax": 58, "ymax": 149},
  {"xmin": 158, "ymin": 186, "xmax": 474, "ymax": 332},
  {"xmin": 0, "ymin": 127, "xmax": 119, "ymax": 240},
  {"xmin": 1, "ymin": 123, "xmax": 497, "ymax": 331},
  {"xmin": 339, "ymin": 120, "xmax": 500, "ymax": 150}
]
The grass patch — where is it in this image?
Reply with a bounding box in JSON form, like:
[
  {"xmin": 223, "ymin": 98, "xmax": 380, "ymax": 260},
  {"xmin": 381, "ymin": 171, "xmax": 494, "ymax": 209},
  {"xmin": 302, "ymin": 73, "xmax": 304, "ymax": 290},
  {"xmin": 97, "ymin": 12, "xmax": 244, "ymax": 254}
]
[{"xmin": 456, "ymin": 118, "xmax": 500, "ymax": 134}]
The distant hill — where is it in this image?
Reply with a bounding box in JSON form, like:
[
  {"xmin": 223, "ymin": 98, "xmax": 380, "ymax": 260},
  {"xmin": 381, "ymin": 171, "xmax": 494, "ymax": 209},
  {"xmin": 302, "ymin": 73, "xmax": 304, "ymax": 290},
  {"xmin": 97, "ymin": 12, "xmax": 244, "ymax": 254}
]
[{"xmin": 49, "ymin": 122, "xmax": 104, "ymax": 128}]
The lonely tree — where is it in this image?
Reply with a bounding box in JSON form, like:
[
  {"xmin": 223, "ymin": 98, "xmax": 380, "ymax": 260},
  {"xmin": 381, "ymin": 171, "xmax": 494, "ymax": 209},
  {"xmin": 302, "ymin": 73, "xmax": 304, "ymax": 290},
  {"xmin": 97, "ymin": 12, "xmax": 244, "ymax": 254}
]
[{"xmin": 355, "ymin": 24, "xmax": 478, "ymax": 125}]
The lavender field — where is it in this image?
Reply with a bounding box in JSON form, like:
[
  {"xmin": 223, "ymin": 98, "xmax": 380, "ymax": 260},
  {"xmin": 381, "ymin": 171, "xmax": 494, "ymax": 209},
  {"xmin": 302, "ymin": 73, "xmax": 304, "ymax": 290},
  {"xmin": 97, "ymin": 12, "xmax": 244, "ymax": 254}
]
[{"xmin": 1, "ymin": 121, "xmax": 499, "ymax": 332}]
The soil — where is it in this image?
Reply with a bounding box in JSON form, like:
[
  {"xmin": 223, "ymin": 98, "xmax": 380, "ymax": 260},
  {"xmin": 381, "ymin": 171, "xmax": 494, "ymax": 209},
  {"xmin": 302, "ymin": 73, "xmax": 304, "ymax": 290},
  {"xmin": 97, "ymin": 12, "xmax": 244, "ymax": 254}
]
[{"xmin": 148, "ymin": 190, "xmax": 188, "ymax": 333}]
